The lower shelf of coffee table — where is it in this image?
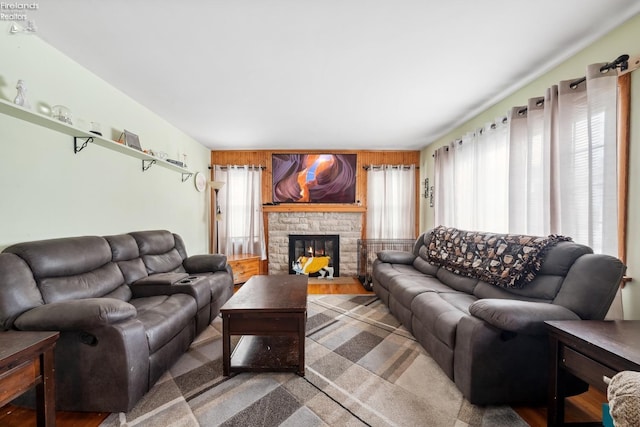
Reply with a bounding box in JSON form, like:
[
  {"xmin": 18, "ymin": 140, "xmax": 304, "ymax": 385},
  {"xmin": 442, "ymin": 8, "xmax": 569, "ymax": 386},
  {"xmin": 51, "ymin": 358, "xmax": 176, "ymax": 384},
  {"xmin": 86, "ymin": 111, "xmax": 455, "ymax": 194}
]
[{"xmin": 230, "ymin": 335, "xmax": 302, "ymax": 373}]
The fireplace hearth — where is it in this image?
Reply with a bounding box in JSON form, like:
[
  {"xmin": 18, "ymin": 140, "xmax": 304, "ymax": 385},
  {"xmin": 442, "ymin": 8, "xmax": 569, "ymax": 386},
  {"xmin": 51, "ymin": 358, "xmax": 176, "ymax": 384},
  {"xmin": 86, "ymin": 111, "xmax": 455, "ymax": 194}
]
[{"xmin": 288, "ymin": 234, "xmax": 339, "ymax": 276}]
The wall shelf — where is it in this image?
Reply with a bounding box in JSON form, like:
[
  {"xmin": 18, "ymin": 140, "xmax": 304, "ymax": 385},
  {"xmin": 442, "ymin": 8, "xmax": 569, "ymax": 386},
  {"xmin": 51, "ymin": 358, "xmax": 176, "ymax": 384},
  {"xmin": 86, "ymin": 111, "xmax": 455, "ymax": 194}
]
[{"xmin": 0, "ymin": 98, "xmax": 194, "ymax": 180}]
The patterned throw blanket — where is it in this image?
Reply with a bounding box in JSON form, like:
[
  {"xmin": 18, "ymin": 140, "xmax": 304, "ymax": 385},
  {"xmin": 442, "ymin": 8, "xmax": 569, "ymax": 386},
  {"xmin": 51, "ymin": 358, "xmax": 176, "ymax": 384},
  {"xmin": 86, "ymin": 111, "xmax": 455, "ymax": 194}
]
[{"xmin": 425, "ymin": 226, "xmax": 571, "ymax": 288}]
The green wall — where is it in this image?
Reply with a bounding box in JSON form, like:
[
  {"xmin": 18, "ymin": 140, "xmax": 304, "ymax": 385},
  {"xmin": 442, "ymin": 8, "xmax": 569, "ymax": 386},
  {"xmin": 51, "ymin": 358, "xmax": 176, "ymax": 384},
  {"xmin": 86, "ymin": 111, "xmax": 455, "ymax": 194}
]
[
  {"xmin": 0, "ymin": 34, "xmax": 212, "ymax": 253},
  {"xmin": 419, "ymin": 12, "xmax": 640, "ymax": 318}
]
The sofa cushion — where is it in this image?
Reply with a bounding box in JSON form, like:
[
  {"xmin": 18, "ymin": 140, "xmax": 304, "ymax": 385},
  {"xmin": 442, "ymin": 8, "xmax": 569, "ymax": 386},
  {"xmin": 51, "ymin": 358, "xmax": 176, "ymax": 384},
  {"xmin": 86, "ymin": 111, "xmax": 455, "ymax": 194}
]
[
  {"xmin": 105, "ymin": 234, "xmax": 149, "ymax": 284},
  {"xmin": 130, "ymin": 231, "xmax": 186, "ymax": 274},
  {"xmin": 5, "ymin": 236, "xmax": 112, "ymax": 278},
  {"xmin": 388, "ymin": 274, "xmax": 453, "ymax": 305},
  {"xmin": 39, "ymin": 263, "xmax": 126, "ymax": 304},
  {"xmin": 103, "ymin": 284, "xmax": 133, "ymax": 301},
  {"xmin": 373, "ymin": 260, "xmax": 418, "ymax": 290},
  {"xmin": 412, "ymin": 256, "xmax": 439, "ymax": 276},
  {"xmin": 4, "ymin": 236, "xmax": 126, "ymax": 303},
  {"xmin": 387, "ymin": 277, "xmax": 441, "ymax": 309},
  {"xmin": 377, "ymin": 250, "xmax": 416, "ymax": 264},
  {"xmin": 131, "ymin": 294, "xmax": 197, "ymax": 353},
  {"xmin": 411, "ymin": 291, "xmax": 476, "ymax": 348},
  {"xmin": 436, "ymin": 268, "xmax": 478, "ymax": 294},
  {"xmin": 537, "ymin": 241, "xmax": 593, "ymax": 275},
  {"xmin": 553, "ymin": 254, "xmax": 625, "ymax": 320},
  {"xmin": 106, "ymin": 234, "xmax": 140, "ymax": 261}
]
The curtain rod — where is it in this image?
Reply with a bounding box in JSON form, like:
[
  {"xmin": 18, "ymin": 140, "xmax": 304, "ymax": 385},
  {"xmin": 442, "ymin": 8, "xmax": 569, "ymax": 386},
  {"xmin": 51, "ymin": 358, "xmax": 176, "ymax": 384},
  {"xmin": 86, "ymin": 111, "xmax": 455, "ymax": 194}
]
[
  {"xmin": 211, "ymin": 165, "xmax": 267, "ymax": 170},
  {"xmin": 363, "ymin": 165, "xmax": 418, "ymax": 170},
  {"xmin": 432, "ymin": 53, "xmax": 630, "ymax": 159},
  {"xmin": 569, "ymin": 54, "xmax": 629, "ymax": 89},
  {"xmin": 514, "ymin": 54, "xmax": 628, "ymax": 116}
]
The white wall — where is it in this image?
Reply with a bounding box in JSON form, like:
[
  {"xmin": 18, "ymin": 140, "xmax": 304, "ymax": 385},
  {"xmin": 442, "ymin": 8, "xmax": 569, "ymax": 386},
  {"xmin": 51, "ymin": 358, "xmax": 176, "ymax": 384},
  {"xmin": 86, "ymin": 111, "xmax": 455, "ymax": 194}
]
[
  {"xmin": 0, "ymin": 33, "xmax": 211, "ymax": 253},
  {"xmin": 419, "ymin": 13, "xmax": 640, "ymax": 318}
]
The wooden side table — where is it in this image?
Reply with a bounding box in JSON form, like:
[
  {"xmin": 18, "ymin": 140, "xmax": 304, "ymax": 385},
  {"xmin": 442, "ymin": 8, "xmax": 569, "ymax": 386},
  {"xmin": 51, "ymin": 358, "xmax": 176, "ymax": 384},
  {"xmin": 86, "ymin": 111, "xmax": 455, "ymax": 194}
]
[
  {"xmin": 0, "ymin": 331, "xmax": 59, "ymax": 427},
  {"xmin": 546, "ymin": 320, "xmax": 640, "ymax": 427},
  {"xmin": 226, "ymin": 254, "xmax": 261, "ymax": 284}
]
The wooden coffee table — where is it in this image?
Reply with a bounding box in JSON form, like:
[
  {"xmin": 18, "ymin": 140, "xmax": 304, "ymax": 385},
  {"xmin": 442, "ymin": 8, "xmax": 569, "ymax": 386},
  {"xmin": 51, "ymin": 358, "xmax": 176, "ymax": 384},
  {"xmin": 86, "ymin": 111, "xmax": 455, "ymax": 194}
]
[{"xmin": 221, "ymin": 275, "xmax": 308, "ymax": 376}]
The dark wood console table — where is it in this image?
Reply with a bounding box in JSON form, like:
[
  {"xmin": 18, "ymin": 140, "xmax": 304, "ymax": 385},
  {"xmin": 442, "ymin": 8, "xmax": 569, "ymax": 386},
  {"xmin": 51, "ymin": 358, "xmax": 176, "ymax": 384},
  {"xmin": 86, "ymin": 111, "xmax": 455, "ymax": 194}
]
[
  {"xmin": 0, "ymin": 331, "xmax": 59, "ymax": 427},
  {"xmin": 546, "ymin": 320, "xmax": 640, "ymax": 427}
]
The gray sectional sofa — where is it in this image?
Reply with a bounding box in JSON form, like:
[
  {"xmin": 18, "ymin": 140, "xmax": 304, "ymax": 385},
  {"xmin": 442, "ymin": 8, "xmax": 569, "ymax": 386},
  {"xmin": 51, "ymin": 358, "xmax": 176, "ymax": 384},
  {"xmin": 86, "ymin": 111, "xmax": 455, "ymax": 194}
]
[
  {"xmin": 0, "ymin": 230, "xmax": 233, "ymax": 412},
  {"xmin": 372, "ymin": 226, "xmax": 625, "ymax": 405}
]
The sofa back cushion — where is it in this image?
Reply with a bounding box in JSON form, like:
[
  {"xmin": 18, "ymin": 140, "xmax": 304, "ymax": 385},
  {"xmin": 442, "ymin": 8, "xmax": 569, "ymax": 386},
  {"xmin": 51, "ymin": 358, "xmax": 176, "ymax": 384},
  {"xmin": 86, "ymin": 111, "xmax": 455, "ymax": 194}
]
[
  {"xmin": 129, "ymin": 230, "xmax": 186, "ymax": 274},
  {"xmin": 4, "ymin": 236, "xmax": 126, "ymax": 304},
  {"xmin": 436, "ymin": 268, "xmax": 478, "ymax": 293},
  {"xmin": 553, "ymin": 253, "xmax": 625, "ymax": 319},
  {"xmin": 105, "ymin": 234, "xmax": 148, "ymax": 284},
  {"xmin": 0, "ymin": 253, "xmax": 43, "ymax": 330},
  {"xmin": 424, "ymin": 226, "xmax": 573, "ymax": 289},
  {"xmin": 412, "ymin": 256, "xmax": 439, "ymax": 276},
  {"xmin": 413, "ymin": 229, "xmax": 612, "ymax": 303}
]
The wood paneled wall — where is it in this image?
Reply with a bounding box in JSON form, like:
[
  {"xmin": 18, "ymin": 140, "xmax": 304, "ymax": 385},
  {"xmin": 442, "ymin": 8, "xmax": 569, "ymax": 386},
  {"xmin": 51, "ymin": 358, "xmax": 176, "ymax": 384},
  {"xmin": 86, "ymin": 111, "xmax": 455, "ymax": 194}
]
[
  {"xmin": 209, "ymin": 150, "xmax": 421, "ymax": 264},
  {"xmin": 210, "ymin": 150, "xmax": 420, "ymax": 210}
]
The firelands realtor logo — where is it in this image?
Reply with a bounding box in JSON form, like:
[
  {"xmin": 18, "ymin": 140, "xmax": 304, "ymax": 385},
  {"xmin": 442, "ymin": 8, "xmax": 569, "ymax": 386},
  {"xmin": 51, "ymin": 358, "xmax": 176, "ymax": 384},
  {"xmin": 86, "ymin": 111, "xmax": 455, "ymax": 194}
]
[{"xmin": 1, "ymin": 2, "xmax": 38, "ymax": 21}]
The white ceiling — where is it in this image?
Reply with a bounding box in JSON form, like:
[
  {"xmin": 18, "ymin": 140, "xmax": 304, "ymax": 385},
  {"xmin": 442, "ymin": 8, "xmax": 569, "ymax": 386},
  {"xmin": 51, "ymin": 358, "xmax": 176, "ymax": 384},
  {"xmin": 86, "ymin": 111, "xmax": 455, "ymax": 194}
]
[{"xmin": 31, "ymin": 1, "xmax": 640, "ymax": 151}]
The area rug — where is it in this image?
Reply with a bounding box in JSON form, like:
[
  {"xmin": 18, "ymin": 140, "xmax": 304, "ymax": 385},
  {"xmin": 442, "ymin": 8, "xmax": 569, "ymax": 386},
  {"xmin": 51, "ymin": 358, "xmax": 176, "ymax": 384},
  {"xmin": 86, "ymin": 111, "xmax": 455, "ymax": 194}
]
[{"xmin": 100, "ymin": 295, "xmax": 528, "ymax": 426}]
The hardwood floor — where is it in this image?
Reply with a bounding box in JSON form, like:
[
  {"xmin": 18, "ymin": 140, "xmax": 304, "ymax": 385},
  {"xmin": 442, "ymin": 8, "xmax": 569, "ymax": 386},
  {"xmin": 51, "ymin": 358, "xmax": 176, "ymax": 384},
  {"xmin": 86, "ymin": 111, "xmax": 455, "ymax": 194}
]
[
  {"xmin": 513, "ymin": 387, "xmax": 606, "ymax": 426},
  {"xmin": 0, "ymin": 277, "xmax": 605, "ymax": 427}
]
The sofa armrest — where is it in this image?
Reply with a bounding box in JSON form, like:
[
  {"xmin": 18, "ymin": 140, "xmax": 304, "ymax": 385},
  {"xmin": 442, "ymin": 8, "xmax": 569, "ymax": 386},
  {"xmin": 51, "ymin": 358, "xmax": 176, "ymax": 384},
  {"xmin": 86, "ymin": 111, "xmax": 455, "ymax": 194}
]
[
  {"xmin": 377, "ymin": 250, "xmax": 416, "ymax": 265},
  {"xmin": 14, "ymin": 298, "xmax": 137, "ymax": 331},
  {"xmin": 183, "ymin": 254, "xmax": 228, "ymax": 273},
  {"xmin": 469, "ymin": 299, "xmax": 580, "ymax": 335}
]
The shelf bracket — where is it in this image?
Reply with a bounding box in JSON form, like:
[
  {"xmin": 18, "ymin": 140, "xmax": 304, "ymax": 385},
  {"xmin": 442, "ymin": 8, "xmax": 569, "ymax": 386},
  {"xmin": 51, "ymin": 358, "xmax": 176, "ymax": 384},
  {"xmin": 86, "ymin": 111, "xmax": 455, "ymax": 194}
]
[
  {"xmin": 142, "ymin": 159, "xmax": 156, "ymax": 172},
  {"xmin": 181, "ymin": 172, "xmax": 193, "ymax": 182},
  {"xmin": 73, "ymin": 136, "xmax": 94, "ymax": 153}
]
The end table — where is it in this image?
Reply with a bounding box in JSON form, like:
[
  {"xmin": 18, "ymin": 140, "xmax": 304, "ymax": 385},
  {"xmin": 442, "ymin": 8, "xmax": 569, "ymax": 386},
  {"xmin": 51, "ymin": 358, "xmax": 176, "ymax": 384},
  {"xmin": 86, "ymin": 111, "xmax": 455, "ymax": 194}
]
[
  {"xmin": 0, "ymin": 331, "xmax": 60, "ymax": 427},
  {"xmin": 546, "ymin": 320, "xmax": 640, "ymax": 427}
]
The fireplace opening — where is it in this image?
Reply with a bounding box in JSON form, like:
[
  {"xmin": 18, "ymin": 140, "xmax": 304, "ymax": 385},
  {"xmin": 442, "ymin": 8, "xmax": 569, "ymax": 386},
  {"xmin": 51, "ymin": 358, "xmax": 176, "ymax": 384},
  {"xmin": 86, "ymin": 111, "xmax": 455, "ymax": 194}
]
[{"xmin": 288, "ymin": 234, "xmax": 339, "ymax": 277}]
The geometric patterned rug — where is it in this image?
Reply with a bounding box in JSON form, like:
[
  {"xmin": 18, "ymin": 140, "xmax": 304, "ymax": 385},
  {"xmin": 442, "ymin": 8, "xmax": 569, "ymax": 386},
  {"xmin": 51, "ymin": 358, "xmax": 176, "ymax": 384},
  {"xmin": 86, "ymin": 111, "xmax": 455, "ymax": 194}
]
[{"xmin": 100, "ymin": 295, "xmax": 528, "ymax": 426}]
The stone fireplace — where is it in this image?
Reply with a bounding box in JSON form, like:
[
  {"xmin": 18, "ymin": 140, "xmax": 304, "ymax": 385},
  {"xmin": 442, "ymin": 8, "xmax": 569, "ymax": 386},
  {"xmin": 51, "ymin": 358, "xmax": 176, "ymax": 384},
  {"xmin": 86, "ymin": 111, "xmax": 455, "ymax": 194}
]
[{"xmin": 267, "ymin": 211, "xmax": 362, "ymax": 276}]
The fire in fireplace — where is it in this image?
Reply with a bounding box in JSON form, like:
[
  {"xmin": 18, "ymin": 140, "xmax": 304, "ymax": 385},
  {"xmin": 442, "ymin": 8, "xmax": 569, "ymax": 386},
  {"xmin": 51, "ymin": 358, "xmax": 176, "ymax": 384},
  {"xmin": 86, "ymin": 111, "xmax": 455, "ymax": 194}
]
[{"xmin": 288, "ymin": 234, "xmax": 339, "ymax": 277}]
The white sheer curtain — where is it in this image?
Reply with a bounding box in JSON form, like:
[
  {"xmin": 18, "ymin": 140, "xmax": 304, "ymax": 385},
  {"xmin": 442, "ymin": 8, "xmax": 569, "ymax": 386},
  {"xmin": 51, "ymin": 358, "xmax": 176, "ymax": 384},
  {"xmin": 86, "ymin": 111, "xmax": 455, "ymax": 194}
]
[
  {"xmin": 474, "ymin": 121, "xmax": 510, "ymax": 232},
  {"xmin": 555, "ymin": 64, "xmax": 619, "ymax": 255},
  {"xmin": 214, "ymin": 165, "xmax": 266, "ymax": 259},
  {"xmin": 507, "ymin": 64, "xmax": 618, "ymax": 254},
  {"xmin": 556, "ymin": 66, "xmax": 621, "ymax": 320},
  {"xmin": 433, "ymin": 120, "xmax": 509, "ymax": 232},
  {"xmin": 433, "ymin": 144, "xmax": 454, "ymax": 227},
  {"xmin": 433, "ymin": 62, "xmax": 621, "ymax": 317},
  {"xmin": 366, "ymin": 165, "xmax": 416, "ymax": 239},
  {"xmin": 508, "ymin": 95, "xmax": 552, "ymax": 236}
]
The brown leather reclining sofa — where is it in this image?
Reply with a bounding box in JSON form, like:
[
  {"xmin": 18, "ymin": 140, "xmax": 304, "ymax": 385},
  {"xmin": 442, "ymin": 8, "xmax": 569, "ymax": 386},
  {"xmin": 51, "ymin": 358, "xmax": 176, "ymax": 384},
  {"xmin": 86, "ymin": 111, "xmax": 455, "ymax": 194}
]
[{"xmin": 0, "ymin": 230, "xmax": 233, "ymax": 412}]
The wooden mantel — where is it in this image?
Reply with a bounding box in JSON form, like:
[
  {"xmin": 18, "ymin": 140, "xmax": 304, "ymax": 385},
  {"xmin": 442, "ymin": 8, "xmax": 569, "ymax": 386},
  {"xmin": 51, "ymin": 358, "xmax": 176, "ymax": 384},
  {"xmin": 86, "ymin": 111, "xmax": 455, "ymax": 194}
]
[{"xmin": 262, "ymin": 204, "xmax": 366, "ymax": 213}]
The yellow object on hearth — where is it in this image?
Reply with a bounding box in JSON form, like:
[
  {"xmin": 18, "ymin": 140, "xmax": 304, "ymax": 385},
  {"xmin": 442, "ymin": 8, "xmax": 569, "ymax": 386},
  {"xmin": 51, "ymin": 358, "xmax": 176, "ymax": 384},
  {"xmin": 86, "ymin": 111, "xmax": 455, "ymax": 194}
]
[{"xmin": 297, "ymin": 256, "xmax": 330, "ymax": 274}]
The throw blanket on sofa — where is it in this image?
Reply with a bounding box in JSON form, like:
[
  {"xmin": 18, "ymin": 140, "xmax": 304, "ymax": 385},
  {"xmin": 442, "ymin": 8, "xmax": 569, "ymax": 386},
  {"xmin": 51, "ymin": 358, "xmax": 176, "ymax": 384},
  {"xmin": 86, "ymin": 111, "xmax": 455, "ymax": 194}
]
[{"xmin": 426, "ymin": 226, "xmax": 571, "ymax": 288}]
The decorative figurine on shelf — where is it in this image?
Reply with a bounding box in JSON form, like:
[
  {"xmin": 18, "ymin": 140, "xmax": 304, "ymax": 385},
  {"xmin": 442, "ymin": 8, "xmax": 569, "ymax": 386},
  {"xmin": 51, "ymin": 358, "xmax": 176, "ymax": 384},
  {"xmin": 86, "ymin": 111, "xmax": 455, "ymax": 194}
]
[{"xmin": 13, "ymin": 80, "xmax": 31, "ymax": 109}]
